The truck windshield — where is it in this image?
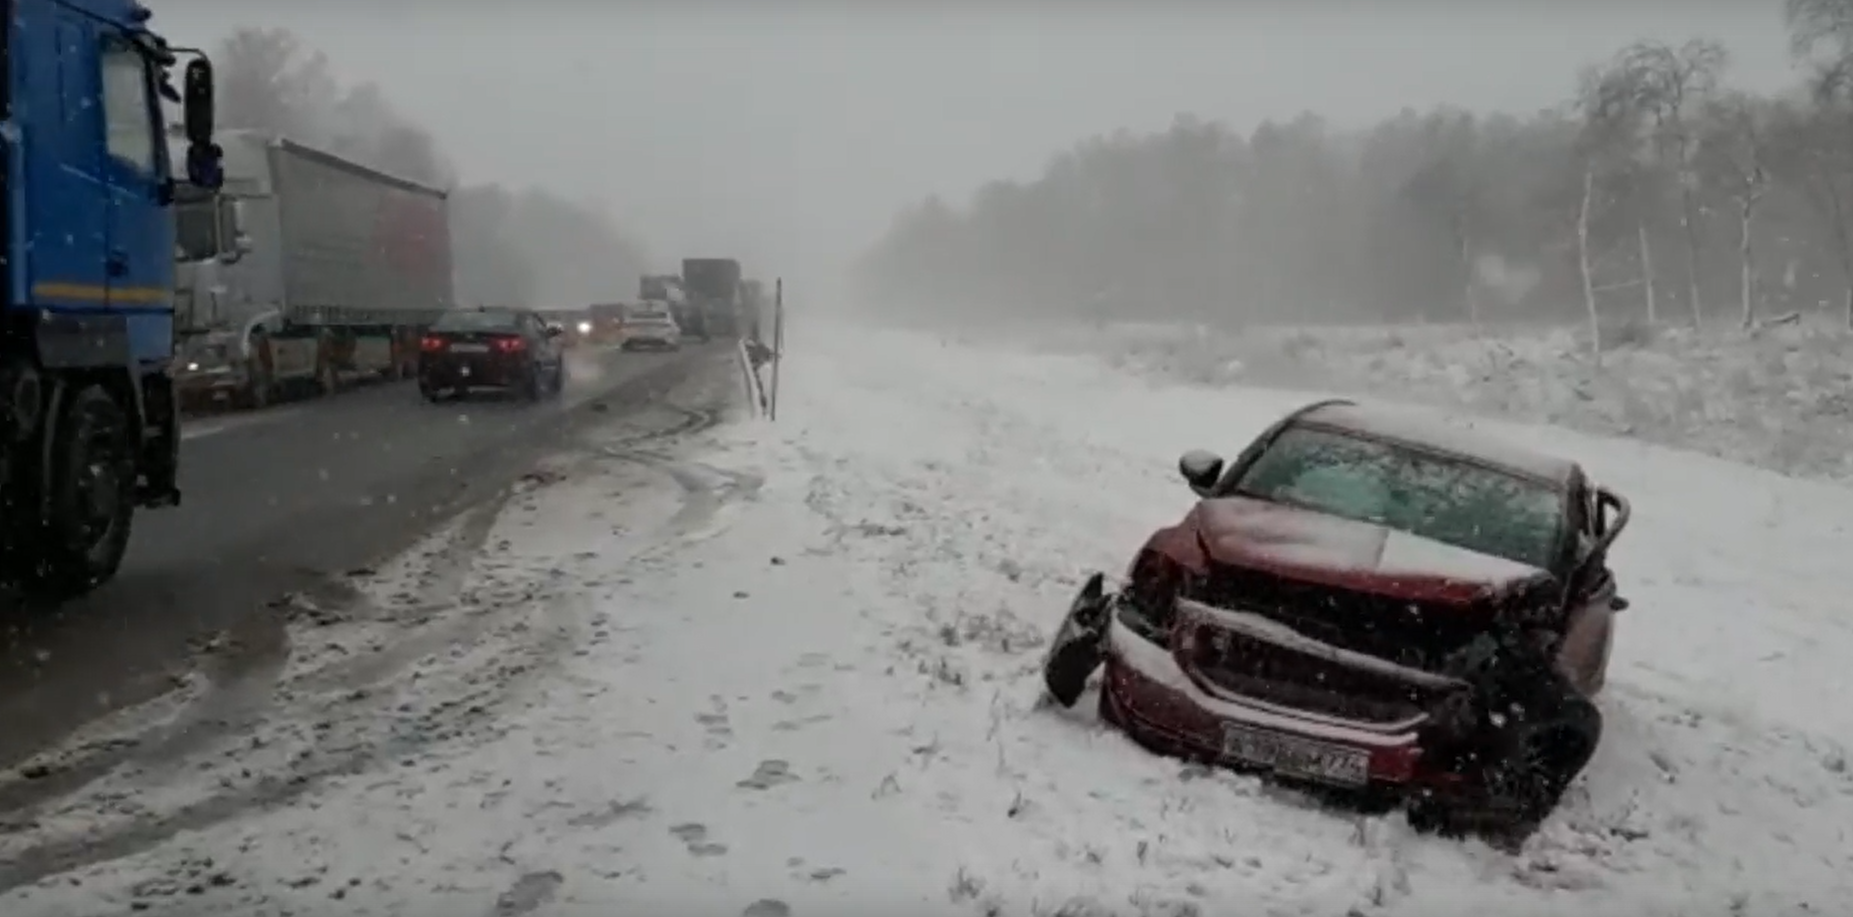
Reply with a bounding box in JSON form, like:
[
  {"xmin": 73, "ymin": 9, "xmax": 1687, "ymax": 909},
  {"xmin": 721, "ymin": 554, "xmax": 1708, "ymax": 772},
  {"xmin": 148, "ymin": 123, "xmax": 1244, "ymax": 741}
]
[{"xmin": 174, "ymin": 201, "xmax": 218, "ymax": 262}]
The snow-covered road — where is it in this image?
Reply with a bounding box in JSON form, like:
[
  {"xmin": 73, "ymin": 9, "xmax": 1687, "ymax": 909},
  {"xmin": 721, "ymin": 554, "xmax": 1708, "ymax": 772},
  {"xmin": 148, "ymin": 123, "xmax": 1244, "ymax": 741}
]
[{"xmin": 5, "ymin": 323, "xmax": 1851, "ymax": 916}]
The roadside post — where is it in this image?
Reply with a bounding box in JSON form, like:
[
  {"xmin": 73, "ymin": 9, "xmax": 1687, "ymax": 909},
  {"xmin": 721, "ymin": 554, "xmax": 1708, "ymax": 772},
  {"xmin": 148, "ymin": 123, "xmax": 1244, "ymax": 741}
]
[{"xmin": 770, "ymin": 278, "xmax": 784, "ymax": 421}]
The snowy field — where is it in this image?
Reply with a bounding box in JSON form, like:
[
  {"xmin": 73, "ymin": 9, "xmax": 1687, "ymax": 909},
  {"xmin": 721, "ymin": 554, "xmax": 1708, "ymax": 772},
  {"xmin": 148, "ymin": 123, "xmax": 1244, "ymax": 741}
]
[
  {"xmin": 1071, "ymin": 318, "xmax": 1853, "ymax": 484},
  {"xmin": 4, "ymin": 322, "xmax": 1852, "ymax": 915}
]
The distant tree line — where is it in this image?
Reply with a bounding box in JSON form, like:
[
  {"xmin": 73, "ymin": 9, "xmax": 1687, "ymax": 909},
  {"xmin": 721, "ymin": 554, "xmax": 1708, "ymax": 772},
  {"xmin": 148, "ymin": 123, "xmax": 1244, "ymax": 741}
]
[
  {"xmin": 856, "ymin": 1, "xmax": 1853, "ymax": 339},
  {"xmin": 214, "ymin": 27, "xmax": 649, "ymax": 309}
]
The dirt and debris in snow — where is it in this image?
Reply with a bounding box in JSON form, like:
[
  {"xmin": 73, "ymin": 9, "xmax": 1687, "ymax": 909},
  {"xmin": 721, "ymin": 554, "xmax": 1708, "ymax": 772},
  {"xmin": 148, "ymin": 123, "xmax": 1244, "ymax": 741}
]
[{"xmin": 1, "ymin": 325, "xmax": 1849, "ymax": 915}]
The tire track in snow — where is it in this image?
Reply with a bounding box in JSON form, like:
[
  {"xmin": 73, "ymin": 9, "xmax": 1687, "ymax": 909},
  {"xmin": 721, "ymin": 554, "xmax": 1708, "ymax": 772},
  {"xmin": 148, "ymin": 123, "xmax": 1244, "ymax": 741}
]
[{"xmin": 0, "ymin": 403, "xmax": 729, "ymax": 896}]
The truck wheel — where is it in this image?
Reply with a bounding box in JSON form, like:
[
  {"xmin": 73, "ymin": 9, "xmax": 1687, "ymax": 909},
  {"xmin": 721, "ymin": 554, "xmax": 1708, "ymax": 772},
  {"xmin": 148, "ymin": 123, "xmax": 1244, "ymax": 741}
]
[
  {"xmin": 317, "ymin": 361, "xmax": 339, "ymax": 396},
  {"xmin": 29, "ymin": 385, "xmax": 135, "ymax": 598},
  {"xmin": 241, "ymin": 358, "xmax": 271, "ymax": 410}
]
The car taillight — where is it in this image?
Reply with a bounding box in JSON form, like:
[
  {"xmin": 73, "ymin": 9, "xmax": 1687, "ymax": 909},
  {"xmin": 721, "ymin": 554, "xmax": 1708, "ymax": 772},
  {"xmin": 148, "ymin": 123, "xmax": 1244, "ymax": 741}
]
[
  {"xmin": 494, "ymin": 337, "xmax": 526, "ymax": 352},
  {"xmin": 420, "ymin": 336, "xmax": 445, "ymax": 351}
]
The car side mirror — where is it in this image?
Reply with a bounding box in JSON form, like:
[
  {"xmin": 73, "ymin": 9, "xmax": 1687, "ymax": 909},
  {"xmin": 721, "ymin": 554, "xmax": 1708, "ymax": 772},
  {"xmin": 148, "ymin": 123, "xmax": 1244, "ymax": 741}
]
[
  {"xmin": 1592, "ymin": 486, "xmax": 1630, "ymax": 554},
  {"xmin": 1178, "ymin": 449, "xmax": 1224, "ymax": 496},
  {"xmin": 544, "ymin": 324, "xmax": 564, "ymax": 337}
]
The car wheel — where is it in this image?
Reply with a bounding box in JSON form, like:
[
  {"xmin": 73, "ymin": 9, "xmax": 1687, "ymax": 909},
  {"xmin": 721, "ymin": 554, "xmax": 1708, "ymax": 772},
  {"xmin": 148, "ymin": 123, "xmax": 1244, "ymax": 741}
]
[
  {"xmin": 419, "ymin": 382, "xmax": 442, "ymax": 403},
  {"xmin": 520, "ymin": 364, "xmax": 541, "ymax": 401},
  {"xmin": 1043, "ymin": 572, "xmax": 1112, "ymax": 707},
  {"xmin": 551, "ymin": 362, "xmax": 567, "ymax": 395},
  {"xmin": 1482, "ymin": 696, "xmax": 1600, "ymax": 819}
]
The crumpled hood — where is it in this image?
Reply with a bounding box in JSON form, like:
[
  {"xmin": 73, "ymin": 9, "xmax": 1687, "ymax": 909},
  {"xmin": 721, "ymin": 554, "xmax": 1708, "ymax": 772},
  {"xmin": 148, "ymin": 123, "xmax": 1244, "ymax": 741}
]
[{"xmin": 1192, "ymin": 496, "xmax": 1548, "ymax": 605}]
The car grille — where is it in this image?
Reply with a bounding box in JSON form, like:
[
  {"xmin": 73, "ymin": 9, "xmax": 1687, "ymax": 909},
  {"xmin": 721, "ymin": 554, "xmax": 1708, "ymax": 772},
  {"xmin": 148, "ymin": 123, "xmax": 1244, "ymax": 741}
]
[
  {"xmin": 1184, "ymin": 623, "xmax": 1440, "ymax": 725},
  {"xmin": 1192, "ymin": 565, "xmax": 1491, "ymax": 673}
]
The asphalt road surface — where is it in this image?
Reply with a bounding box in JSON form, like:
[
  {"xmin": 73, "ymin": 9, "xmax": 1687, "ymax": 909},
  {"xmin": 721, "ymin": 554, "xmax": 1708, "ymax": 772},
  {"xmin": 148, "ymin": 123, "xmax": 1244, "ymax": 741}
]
[{"xmin": 0, "ymin": 342, "xmax": 732, "ymax": 771}]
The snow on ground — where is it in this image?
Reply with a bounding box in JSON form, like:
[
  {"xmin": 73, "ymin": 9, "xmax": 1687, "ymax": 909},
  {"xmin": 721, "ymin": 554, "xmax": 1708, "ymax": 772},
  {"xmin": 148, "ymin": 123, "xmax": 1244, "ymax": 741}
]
[
  {"xmin": 5, "ymin": 324, "xmax": 1853, "ymax": 915},
  {"xmin": 1075, "ymin": 318, "xmax": 1853, "ymax": 484}
]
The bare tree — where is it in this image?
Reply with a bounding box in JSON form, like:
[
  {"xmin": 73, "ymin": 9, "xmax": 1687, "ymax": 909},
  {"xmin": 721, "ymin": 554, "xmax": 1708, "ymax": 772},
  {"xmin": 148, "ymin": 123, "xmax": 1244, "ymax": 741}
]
[
  {"xmin": 856, "ymin": 33, "xmax": 1853, "ymax": 338},
  {"xmin": 214, "ymin": 28, "xmax": 340, "ymax": 139},
  {"xmin": 1699, "ymin": 93, "xmax": 1772, "ymax": 327},
  {"xmin": 1399, "ymin": 110, "xmax": 1488, "ymax": 323},
  {"xmin": 1787, "ymin": 0, "xmax": 1853, "ymax": 62},
  {"xmin": 1583, "ymin": 55, "xmax": 1668, "ymax": 323},
  {"xmin": 1770, "ymin": 63, "xmax": 1853, "ymax": 326},
  {"xmin": 1612, "ymin": 39, "xmax": 1730, "ymax": 326}
]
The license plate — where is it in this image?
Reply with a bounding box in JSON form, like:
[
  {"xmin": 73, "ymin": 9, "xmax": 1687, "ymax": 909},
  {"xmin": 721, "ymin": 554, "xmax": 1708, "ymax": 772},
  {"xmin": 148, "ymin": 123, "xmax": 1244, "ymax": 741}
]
[
  {"xmin": 450, "ymin": 343, "xmax": 489, "ymax": 353},
  {"xmin": 1221, "ymin": 723, "xmax": 1370, "ymax": 786}
]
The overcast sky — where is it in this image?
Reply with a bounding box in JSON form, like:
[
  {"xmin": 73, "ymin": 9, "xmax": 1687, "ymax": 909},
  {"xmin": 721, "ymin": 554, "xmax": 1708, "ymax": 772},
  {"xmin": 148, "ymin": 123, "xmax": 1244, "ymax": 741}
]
[{"xmin": 156, "ymin": 2, "xmax": 1798, "ymax": 283}]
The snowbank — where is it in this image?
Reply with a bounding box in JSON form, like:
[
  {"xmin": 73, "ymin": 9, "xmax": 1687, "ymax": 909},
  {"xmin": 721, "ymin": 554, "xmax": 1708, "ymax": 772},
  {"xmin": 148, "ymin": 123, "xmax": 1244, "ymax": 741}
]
[{"xmin": 1077, "ymin": 318, "xmax": 1853, "ymax": 483}]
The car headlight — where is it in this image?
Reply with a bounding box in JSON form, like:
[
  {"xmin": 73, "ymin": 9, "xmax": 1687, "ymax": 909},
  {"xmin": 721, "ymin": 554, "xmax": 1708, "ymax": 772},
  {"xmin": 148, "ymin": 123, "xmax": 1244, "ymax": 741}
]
[
  {"xmin": 577, "ymin": 321, "xmax": 592, "ymax": 334},
  {"xmin": 185, "ymin": 361, "xmax": 201, "ymax": 372}
]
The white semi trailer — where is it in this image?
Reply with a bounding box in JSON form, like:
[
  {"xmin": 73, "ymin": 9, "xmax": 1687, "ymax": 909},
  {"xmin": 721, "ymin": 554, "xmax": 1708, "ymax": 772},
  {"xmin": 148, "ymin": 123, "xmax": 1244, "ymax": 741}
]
[{"xmin": 171, "ymin": 129, "xmax": 456, "ymax": 409}]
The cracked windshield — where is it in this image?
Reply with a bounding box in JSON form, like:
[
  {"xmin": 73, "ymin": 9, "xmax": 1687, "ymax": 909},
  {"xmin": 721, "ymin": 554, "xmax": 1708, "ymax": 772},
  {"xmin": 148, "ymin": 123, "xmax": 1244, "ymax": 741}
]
[{"xmin": 2, "ymin": 1, "xmax": 1849, "ymax": 914}]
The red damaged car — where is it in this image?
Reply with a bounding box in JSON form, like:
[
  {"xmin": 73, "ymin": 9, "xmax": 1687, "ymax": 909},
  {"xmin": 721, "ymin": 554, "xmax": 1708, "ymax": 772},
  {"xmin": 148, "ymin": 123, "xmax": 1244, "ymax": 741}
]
[{"xmin": 1043, "ymin": 399, "xmax": 1630, "ymax": 838}]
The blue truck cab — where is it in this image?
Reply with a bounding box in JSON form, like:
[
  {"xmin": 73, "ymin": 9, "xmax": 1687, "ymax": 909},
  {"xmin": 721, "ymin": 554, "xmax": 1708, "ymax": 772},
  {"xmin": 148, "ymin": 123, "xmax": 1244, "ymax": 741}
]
[{"xmin": 2, "ymin": 0, "xmax": 219, "ymax": 597}]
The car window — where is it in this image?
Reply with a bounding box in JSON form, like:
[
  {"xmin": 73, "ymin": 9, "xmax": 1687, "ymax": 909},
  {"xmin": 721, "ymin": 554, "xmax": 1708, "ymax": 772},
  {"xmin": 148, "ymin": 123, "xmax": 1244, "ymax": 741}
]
[
  {"xmin": 432, "ymin": 311, "xmax": 521, "ymax": 332},
  {"xmin": 1233, "ymin": 425, "xmax": 1566, "ymax": 569}
]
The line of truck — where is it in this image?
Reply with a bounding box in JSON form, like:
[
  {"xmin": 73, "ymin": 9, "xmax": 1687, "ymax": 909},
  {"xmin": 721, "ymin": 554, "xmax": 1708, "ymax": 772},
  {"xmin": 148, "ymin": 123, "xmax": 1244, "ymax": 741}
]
[
  {"xmin": 0, "ymin": 0, "xmax": 772, "ymax": 604},
  {"xmin": 170, "ymin": 128, "xmax": 456, "ymax": 411},
  {"xmin": 167, "ymin": 138, "xmax": 773, "ymax": 414},
  {"xmin": 639, "ymin": 259, "xmax": 766, "ymax": 342}
]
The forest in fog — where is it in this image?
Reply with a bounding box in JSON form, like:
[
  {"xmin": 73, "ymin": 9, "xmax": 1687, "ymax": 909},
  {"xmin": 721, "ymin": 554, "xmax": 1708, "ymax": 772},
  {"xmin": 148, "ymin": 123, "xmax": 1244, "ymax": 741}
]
[
  {"xmin": 855, "ymin": 1, "xmax": 1853, "ymax": 338},
  {"xmin": 210, "ymin": 27, "xmax": 651, "ymax": 310}
]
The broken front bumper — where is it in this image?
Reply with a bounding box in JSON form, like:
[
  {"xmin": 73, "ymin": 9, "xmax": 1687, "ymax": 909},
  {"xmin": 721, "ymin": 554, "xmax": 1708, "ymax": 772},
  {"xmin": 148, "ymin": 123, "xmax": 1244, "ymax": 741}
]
[
  {"xmin": 1057, "ymin": 577, "xmax": 1471, "ymax": 792},
  {"xmin": 1104, "ymin": 608, "xmax": 1435, "ymax": 789}
]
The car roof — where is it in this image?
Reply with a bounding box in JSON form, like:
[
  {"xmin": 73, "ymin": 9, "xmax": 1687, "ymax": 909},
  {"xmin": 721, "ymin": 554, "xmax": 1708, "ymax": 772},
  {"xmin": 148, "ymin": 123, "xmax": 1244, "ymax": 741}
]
[{"xmin": 1292, "ymin": 400, "xmax": 1579, "ymax": 486}]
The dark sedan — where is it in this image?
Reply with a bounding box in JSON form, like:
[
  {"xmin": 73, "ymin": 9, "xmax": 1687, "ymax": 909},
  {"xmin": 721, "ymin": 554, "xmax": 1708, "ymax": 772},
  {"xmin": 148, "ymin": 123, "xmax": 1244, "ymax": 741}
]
[{"xmin": 418, "ymin": 308, "xmax": 566, "ymax": 402}]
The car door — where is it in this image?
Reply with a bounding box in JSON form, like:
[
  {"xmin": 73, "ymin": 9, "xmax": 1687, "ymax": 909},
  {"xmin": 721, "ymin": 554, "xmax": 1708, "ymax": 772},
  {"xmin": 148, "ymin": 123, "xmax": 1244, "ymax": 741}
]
[{"xmin": 97, "ymin": 31, "xmax": 169, "ymax": 358}]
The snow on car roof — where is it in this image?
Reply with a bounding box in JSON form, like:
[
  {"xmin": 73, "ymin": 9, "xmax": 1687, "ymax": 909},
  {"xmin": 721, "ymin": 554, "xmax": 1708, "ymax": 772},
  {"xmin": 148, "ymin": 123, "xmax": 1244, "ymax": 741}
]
[{"xmin": 1295, "ymin": 400, "xmax": 1578, "ymax": 486}]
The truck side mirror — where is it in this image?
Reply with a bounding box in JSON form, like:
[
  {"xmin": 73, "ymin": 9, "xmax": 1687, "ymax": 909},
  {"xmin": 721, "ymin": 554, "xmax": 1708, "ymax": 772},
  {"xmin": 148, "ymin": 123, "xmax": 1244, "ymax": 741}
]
[
  {"xmin": 182, "ymin": 59, "xmax": 214, "ymax": 144},
  {"xmin": 182, "ymin": 59, "xmax": 222, "ymax": 189}
]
